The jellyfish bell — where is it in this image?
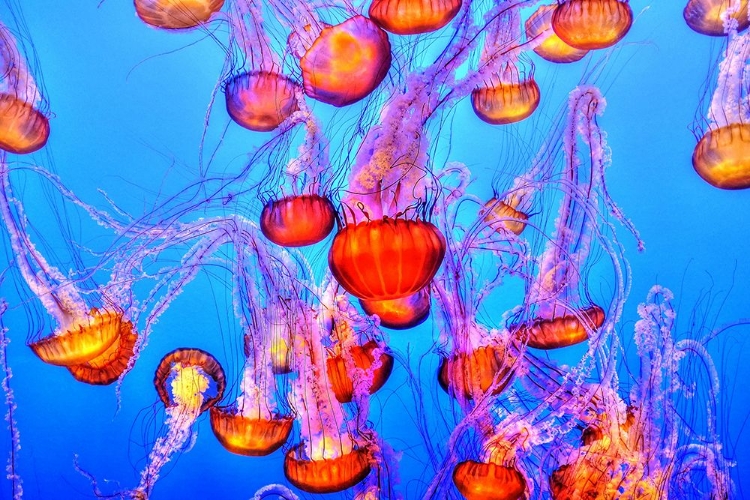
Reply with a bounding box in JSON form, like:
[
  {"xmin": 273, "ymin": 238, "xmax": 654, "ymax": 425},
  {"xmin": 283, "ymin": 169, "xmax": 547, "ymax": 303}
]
[
  {"xmin": 300, "ymin": 15, "xmax": 392, "ymax": 107},
  {"xmin": 368, "ymin": 0, "xmax": 463, "ymax": 35},
  {"xmin": 452, "ymin": 460, "xmax": 526, "ymax": 500},
  {"xmin": 284, "ymin": 443, "xmax": 372, "ymax": 493},
  {"xmin": 359, "ymin": 287, "xmax": 431, "ymax": 330},
  {"xmin": 525, "ymin": 4, "xmax": 589, "ymax": 63},
  {"xmin": 692, "ymin": 123, "xmax": 750, "ymax": 189},
  {"xmin": 512, "ymin": 304, "xmax": 605, "ymax": 350},
  {"xmin": 224, "ymin": 71, "xmax": 300, "ymax": 132},
  {"xmin": 482, "ymin": 198, "xmax": 529, "ymax": 236},
  {"xmin": 153, "ymin": 347, "xmax": 226, "ymax": 413},
  {"xmin": 328, "ymin": 216, "xmax": 447, "ymax": 301},
  {"xmin": 134, "ymin": 0, "xmax": 225, "ymax": 30},
  {"xmin": 0, "ymin": 93, "xmax": 50, "ymax": 154},
  {"xmin": 438, "ymin": 342, "xmax": 515, "ymax": 401},
  {"xmin": 260, "ymin": 194, "xmax": 336, "ymax": 247},
  {"xmin": 551, "ymin": 0, "xmax": 633, "ymax": 50},
  {"xmin": 28, "ymin": 308, "xmax": 129, "ymax": 367},
  {"xmin": 684, "ymin": 0, "xmax": 750, "ymax": 36},
  {"xmin": 326, "ymin": 339, "xmax": 394, "ymax": 403},
  {"xmin": 471, "ymin": 69, "xmax": 541, "ymax": 125},
  {"xmin": 209, "ymin": 405, "xmax": 293, "ymax": 456},
  {"xmin": 67, "ymin": 314, "xmax": 138, "ymax": 385}
]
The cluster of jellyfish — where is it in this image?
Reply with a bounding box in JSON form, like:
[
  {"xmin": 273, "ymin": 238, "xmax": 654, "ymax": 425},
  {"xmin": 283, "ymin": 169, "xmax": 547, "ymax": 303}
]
[{"xmin": 0, "ymin": 0, "xmax": 749, "ymax": 498}]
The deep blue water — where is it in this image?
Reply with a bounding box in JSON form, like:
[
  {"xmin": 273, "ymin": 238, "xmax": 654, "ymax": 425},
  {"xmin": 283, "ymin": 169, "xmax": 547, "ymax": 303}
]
[{"xmin": 1, "ymin": 1, "xmax": 749, "ymax": 499}]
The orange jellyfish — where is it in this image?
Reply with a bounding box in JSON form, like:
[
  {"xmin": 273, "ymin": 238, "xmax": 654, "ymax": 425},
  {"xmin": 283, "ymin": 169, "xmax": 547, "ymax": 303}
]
[
  {"xmin": 438, "ymin": 339, "xmax": 516, "ymax": 401},
  {"xmin": 136, "ymin": 348, "xmax": 225, "ymax": 497},
  {"xmin": 684, "ymin": 0, "xmax": 749, "ymax": 36},
  {"xmin": 328, "ymin": 216, "xmax": 446, "ymax": 301},
  {"xmin": 482, "ymin": 197, "xmax": 529, "ymax": 236},
  {"xmin": 260, "ymin": 194, "xmax": 336, "ymax": 247},
  {"xmin": 511, "ymin": 87, "xmax": 625, "ymax": 349},
  {"xmin": 472, "ymin": 10, "xmax": 540, "ymax": 125},
  {"xmin": 551, "ymin": 0, "xmax": 633, "ymax": 50},
  {"xmin": 525, "ymin": 4, "xmax": 589, "ymax": 63},
  {"xmin": 283, "ymin": 284, "xmax": 373, "ymax": 494},
  {"xmin": 369, "ymin": 0, "xmax": 463, "ymax": 35},
  {"xmin": 453, "ymin": 461, "xmax": 526, "ymax": 500},
  {"xmin": 693, "ymin": 30, "xmax": 750, "ymax": 189},
  {"xmin": 134, "ymin": 0, "xmax": 225, "ymax": 30},
  {"xmin": 0, "ymin": 22, "xmax": 50, "ymax": 154},
  {"xmin": 359, "ymin": 287, "xmax": 431, "ymax": 330},
  {"xmin": 327, "ymin": 339, "xmax": 394, "ymax": 403},
  {"xmin": 224, "ymin": 1, "xmax": 300, "ymax": 132},
  {"xmin": 299, "ymin": 15, "xmax": 392, "ymax": 107},
  {"xmin": 1, "ymin": 159, "xmax": 140, "ymax": 383}
]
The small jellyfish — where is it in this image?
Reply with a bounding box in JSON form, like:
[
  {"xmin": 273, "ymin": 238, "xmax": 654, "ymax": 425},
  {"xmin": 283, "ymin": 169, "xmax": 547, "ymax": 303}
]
[
  {"xmin": 134, "ymin": 0, "xmax": 225, "ymax": 30},
  {"xmin": 359, "ymin": 287, "xmax": 431, "ymax": 330},
  {"xmin": 327, "ymin": 339, "xmax": 394, "ymax": 403},
  {"xmin": 684, "ymin": 0, "xmax": 749, "ymax": 36},
  {"xmin": 136, "ymin": 348, "xmax": 225, "ymax": 497},
  {"xmin": 0, "ymin": 22, "xmax": 49, "ymax": 154},
  {"xmin": 525, "ymin": 4, "xmax": 589, "ymax": 63},
  {"xmin": 328, "ymin": 217, "xmax": 446, "ymax": 301},
  {"xmin": 472, "ymin": 10, "xmax": 540, "ymax": 125},
  {"xmin": 482, "ymin": 197, "xmax": 529, "ymax": 236},
  {"xmin": 551, "ymin": 0, "xmax": 633, "ymax": 50},
  {"xmin": 369, "ymin": 0, "xmax": 463, "ymax": 35},
  {"xmin": 260, "ymin": 194, "xmax": 336, "ymax": 247},
  {"xmin": 224, "ymin": 1, "xmax": 300, "ymax": 132},
  {"xmin": 299, "ymin": 15, "xmax": 392, "ymax": 107},
  {"xmin": 452, "ymin": 461, "xmax": 526, "ymax": 500},
  {"xmin": 512, "ymin": 304, "xmax": 605, "ymax": 350},
  {"xmin": 438, "ymin": 339, "xmax": 516, "ymax": 401}
]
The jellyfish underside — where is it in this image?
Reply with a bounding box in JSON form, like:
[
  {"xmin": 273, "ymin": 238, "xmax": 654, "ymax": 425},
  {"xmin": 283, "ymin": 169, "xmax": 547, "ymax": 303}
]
[
  {"xmin": 551, "ymin": 0, "xmax": 633, "ymax": 50},
  {"xmin": 0, "ymin": 93, "xmax": 50, "ymax": 154},
  {"xmin": 692, "ymin": 122, "xmax": 750, "ymax": 189},
  {"xmin": 224, "ymin": 71, "xmax": 299, "ymax": 132},
  {"xmin": 471, "ymin": 77, "xmax": 541, "ymax": 125},
  {"xmin": 358, "ymin": 288, "xmax": 431, "ymax": 330},
  {"xmin": 283, "ymin": 444, "xmax": 372, "ymax": 493},
  {"xmin": 368, "ymin": 0, "xmax": 463, "ymax": 35},
  {"xmin": 513, "ymin": 304, "xmax": 605, "ymax": 349},
  {"xmin": 452, "ymin": 460, "xmax": 526, "ymax": 500},
  {"xmin": 260, "ymin": 194, "xmax": 336, "ymax": 247},
  {"xmin": 210, "ymin": 406, "xmax": 293, "ymax": 456},
  {"xmin": 134, "ymin": 0, "xmax": 225, "ymax": 30},
  {"xmin": 683, "ymin": 0, "xmax": 750, "ymax": 36},
  {"xmin": 526, "ymin": 5, "xmax": 589, "ymax": 63}
]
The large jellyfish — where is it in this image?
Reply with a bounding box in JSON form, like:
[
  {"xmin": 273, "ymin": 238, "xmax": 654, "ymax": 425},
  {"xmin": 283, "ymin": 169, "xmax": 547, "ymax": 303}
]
[
  {"xmin": 134, "ymin": 0, "xmax": 225, "ymax": 30},
  {"xmin": 692, "ymin": 26, "xmax": 750, "ymax": 189}
]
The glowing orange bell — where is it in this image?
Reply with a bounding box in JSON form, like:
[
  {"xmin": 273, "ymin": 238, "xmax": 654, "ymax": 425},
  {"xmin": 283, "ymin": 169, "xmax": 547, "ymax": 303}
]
[
  {"xmin": 369, "ymin": 0, "xmax": 463, "ymax": 35},
  {"xmin": 0, "ymin": 93, "xmax": 50, "ymax": 154},
  {"xmin": 134, "ymin": 0, "xmax": 224, "ymax": 29},
  {"xmin": 471, "ymin": 77, "xmax": 540, "ymax": 125},
  {"xmin": 452, "ymin": 460, "xmax": 526, "ymax": 500},
  {"xmin": 224, "ymin": 71, "xmax": 299, "ymax": 132},
  {"xmin": 210, "ymin": 406, "xmax": 293, "ymax": 456},
  {"xmin": 67, "ymin": 316, "xmax": 137, "ymax": 385},
  {"xmin": 284, "ymin": 445, "xmax": 372, "ymax": 493},
  {"xmin": 684, "ymin": 0, "xmax": 749, "ymax": 36},
  {"xmin": 512, "ymin": 304, "xmax": 605, "ymax": 350},
  {"xmin": 438, "ymin": 344, "xmax": 515, "ymax": 400},
  {"xmin": 260, "ymin": 194, "xmax": 336, "ymax": 247},
  {"xmin": 329, "ymin": 217, "xmax": 447, "ymax": 301},
  {"xmin": 551, "ymin": 0, "xmax": 633, "ymax": 50},
  {"xmin": 483, "ymin": 199, "xmax": 529, "ymax": 235},
  {"xmin": 692, "ymin": 123, "xmax": 750, "ymax": 189},
  {"xmin": 300, "ymin": 15, "xmax": 391, "ymax": 107}
]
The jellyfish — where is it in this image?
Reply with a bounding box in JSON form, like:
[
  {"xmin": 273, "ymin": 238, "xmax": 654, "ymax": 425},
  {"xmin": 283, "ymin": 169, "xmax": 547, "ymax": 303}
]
[
  {"xmin": 368, "ymin": 0, "xmax": 463, "ymax": 35},
  {"xmin": 511, "ymin": 86, "xmax": 638, "ymax": 350},
  {"xmin": 134, "ymin": 348, "xmax": 225, "ymax": 497},
  {"xmin": 452, "ymin": 460, "xmax": 526, "ymax": 500},
  {"xmin": 481, "ymin": 196, "xmax": 529, "ymax": 236},
  {"xmin": 283, "ymin": 280, "xmax": 376, "ymax": 494},
  {"xmin": 134, "ymin": 0, "xmax": 225, "ymax": 30},
  {"xmin": 224, "ymin": 0, "xmax": 300, "ymax": 133},
  {"xmin": 551, "ymin": 0, "xmax": 633, "ymax": 50},
  {"xmin": 471, "ymin": 10, "xmax": 540, "ymax": 125},
  {"xmin": 0, "ymin": 20, "xmax": 49, "ymax": 154},
  {"xmin": 684, "ymin": 0, "xmax": 749, "ymax": 36},
  {"xmin": 211, "ymin": 224, "xmax": 294, "ymax": 457},
  {"xmin": 692, "ymin": 28, "xmax": 750, "ymax": 189},
  {"xmin": 525, "ymin": 4, "xmax": 589, "ymax": 63}
]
